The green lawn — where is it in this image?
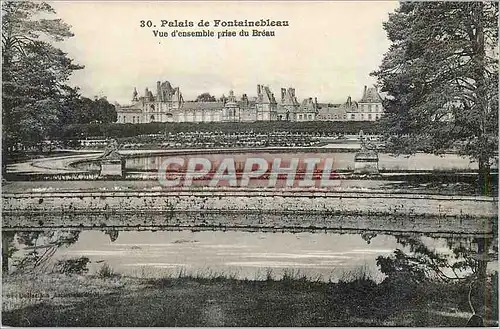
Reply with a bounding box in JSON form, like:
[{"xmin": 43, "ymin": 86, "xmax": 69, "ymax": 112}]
[{"xmin": 2, "ymin": 273, "xmax": 498, "ymax": 327}]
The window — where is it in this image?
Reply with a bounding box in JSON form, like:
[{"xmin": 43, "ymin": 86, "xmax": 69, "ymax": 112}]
[
  {"xmin": 299, "ymin": 114, "xmax": 302, "ymax": 120},
  {"xmin": 351, "ymin": 114, "xmax": 355, "ymax": 120},
  {"xmin": 369, "ymin": 104, "xmax": 373, "ymax": 112},
  {"xmin": 368, "ymin": 114, "xmax": 372, "ymax": 120},
  {"xmin": 360, "ymin": 114, "xmax": 364, "ymax": 119},
  {"xmin": 360, "ymin": 105, "xmax": 364, "ymax": 112},
  {"xmin": 123, "ymin": 116, "xmax": 126, "ymax": 123},
  {"xmin": 375, "ymin": 114, "xmax": 379, "ymax": 120},
  {"xmin": 132, "ymin": 116, "xmax": 135, "ymax": 123}
]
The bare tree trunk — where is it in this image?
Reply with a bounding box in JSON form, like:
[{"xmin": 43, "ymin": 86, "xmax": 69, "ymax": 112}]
[
  {"xmin": 478, "ymin": 157, "xmax": 491, "ymax": 196},
  {"xmin": 472, "ymin": 3, "xmax": 492, "ymax": 197},
  {"xmin": 473, "ymin": 237, "xmax": 491, "ymax": 319},
  {"xmin": 2, "ymin": 231, "xmax": 14, "ymax": 274},
  {"xmin": 2, "ymin": 147, "xmax": 7, "ymax": 178}
]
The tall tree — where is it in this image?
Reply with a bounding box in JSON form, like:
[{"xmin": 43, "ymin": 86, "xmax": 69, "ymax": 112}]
[
  {"xmin": 57, "ymin": 95, "xmax": 117, "ymax": 126},
  {"xmin": 372, "ymin": 2, "xmax": 498, "ymax": 195},
  {"xmin": 91, "ymin": 97, "xmax": 117, "ymax": 123},
  {"xmin": 195, "ymin": 92, "xmax": 216, "ymax": 102},
  {"xmin": 2, "ymin": 1, "xmax": 83, "ymax": 171}
]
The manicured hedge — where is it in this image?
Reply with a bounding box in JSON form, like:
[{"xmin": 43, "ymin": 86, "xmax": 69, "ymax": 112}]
[{"xmin": 59, "ymin": 121, "xmax": 382, "ymax": 140}]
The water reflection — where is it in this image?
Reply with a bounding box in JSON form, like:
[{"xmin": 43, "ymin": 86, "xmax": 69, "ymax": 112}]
[
  {"xmin": 3, "ymin": 229, "xmax": 497, "ymax": 284},
  {"xmin": 2, "ymin": 230, "xmax": 81, "ymax": 274},
  {"xmin": 72, "ymin": 152, "xmax": 478, "ymax": 173},
  {"xmin": 104, "ymin": 230, "xmax": 119, "ymax": 242},
  {"xmin": 124, "ymin": 152, "xmax": 477, "ymax": 172}
]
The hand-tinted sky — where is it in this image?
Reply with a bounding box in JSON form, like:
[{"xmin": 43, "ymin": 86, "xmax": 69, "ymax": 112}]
[{"xmin": 49, "ymin": 1, "xmax": 398, "ymax": 105}]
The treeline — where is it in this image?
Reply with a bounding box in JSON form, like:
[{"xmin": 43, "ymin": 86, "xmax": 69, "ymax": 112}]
[
  {"xmin": 58, "ymin": 121, "xmax": 382, "ymax": 140},
  {"xmin": 1, "ymin": 1, "xmax": 117, "ymax": 168},
  {"xmin": 58, "ymin": 96, "xmax": 117, "ymax": 126}
]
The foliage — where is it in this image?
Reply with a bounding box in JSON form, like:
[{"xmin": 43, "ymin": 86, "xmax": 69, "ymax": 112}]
[
  {"xmin": 58, "ymin": 96, "xmax": 117, "ymax": 126},
  {"xmin": 376, "ymin": 235, "xmax": 492, "ymax": 284},
  {"xmin": 53, "ymin": 257, "xmax": 90, "ymax": 275},
  {"xmin": 97, "ymin": 262, "xmax": 118, "ymax": 278},
  {"xmin": 11, "ymin": 231, "xmax": 81, "ymax": 273},
  {"xmin": 338, "ymin": 264, "xmax": 374, "ymax": 284},
  {"xmin": 2, "ymin": 1, "xmax": 83, "ymax": 170},
  {"xmin": 371, "ymin": 2, "xmax": 499, "ymax": 193},
  {"xmin": 195, "ymin": 92, "xmax": 217, "ymax": 102}
]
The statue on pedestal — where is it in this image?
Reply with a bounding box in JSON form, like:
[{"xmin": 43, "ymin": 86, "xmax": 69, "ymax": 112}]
[
  {"xmin": 132, "ymin": 87, "xmax": 138, "ymax": 102},
  {"xmin": 99, "ymin": 139, "xmax": 125, "ymax": 178},
  {"xmin": 354, "ymin": 130, "xmax": 379, "ymax": 175}
]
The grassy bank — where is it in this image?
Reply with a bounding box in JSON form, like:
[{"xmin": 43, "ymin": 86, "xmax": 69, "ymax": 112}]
[{"xmin": 2, "ymin": 269, "xmax": 498, "ymax": 327}]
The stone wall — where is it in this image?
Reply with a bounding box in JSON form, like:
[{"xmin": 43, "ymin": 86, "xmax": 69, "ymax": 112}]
[{"xmin": 2, "ymin": 191, "xmax": 496, "ymax": 234}]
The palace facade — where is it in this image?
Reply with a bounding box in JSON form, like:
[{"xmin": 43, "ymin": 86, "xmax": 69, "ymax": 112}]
[
  {"xmin": 116, "ymin": 81, "xmax": 224, "ymax": 124},
  {"xmin": 115, "ymin": 81, "xmax": 382, "ymax": 123},
  {"xmin": 316, "ymin": 86, "xmax": 384, "ymax": 121}
]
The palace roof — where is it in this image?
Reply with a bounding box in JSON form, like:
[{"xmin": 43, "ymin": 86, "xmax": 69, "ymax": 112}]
[
  {"xmin": 182, "ymin": 101, "xmax": 224, "ymax": 111},
  {"xmin": 359, "ymin": 86, "xmax": 383, "ymax": 103}
]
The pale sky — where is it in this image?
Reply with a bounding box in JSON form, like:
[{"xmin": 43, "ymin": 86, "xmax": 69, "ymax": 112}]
[{"xmin": 49, "ymin": 1, "xmax": 398, "ymax": 105}]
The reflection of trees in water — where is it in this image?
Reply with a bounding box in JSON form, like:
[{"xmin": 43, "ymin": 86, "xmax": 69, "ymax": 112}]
[
  {"xmin": 376, "ymin": 234, "xmax": 497, "ymax": 321},
  {"xmin": 377, "ymin": 235, "xmax": 496, "ymax": 282},
  {"xmin": 13, "ymin": 231, "xmax": 81, "ymax": 273},
  {"xmin": 2, "ymin": 230, "xmax": 122, "ymax": 274}
]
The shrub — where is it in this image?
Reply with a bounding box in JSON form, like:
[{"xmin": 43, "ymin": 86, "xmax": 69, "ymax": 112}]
[
  {"xmin": 53, "ymin": 257, "xmax": 90, "ymax": 275},
  {"xmin": 97, "ymin": 262, "xmax": 118, "ymax": 278}
]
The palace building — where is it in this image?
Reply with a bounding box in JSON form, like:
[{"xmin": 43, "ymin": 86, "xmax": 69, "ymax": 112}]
[
  {"xmin": 343, "ymin": 86, "xmax": 384, "ymax": 121},
  {"xmin": 115, "ymin": 81, "xmax": 382, "ymax": 123},
  {"xmin": 116, "ymin": 81, "xmax": 224, "ymax": 123},
  {"xmin": 116, "ymin": 81, "xmax": 320, "ymax": 123},
  {"xmin": 316, "ymin": 85, "xmax": 384, "ymax": 121}
]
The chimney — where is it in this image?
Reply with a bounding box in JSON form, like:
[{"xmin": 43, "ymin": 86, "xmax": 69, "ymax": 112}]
[
  {"xmin": 289, "ymin": 88, "xmax": 295, "ymax": 97},
  {"xmin": 314, "ymin": 97, "xmax": 318, "ymax": 104},
  {"xmin": 281, "ymin": 88, "xmax": 286, "ymax": 101},
  {"xmin": 363, "ymin": 86, "xmax": 367, "ymax": 99},
  {"xmin": 156, "ymin": 81, "xmax": 161, "ymax": 101},
  {"xmin": 257, "ymin": 84, "xmax": 261, "ymax": 95}
]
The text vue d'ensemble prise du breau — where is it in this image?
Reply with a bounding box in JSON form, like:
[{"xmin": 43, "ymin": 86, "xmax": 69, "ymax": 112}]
[{"xmin": 141, "ymin": 19, "xmax": 290, "ymax": 38}]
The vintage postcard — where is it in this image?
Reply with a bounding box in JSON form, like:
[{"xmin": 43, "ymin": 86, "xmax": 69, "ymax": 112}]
[{"xmin": 1, "ymin": 0, "xmax": 498, "ymax": 327}]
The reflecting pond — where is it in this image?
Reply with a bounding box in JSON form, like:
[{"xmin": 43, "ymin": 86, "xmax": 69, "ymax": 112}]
[
  {"xmin": 125, "ymin": 152, "xmax": 478, "ymax": 172},
  {"xmin": 72, "ymin": 152, "xmax": 479, "ymax": 173},
  {"xmin": 5, "ymin": 229, "xmax": 497, "ymax": 282}
]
